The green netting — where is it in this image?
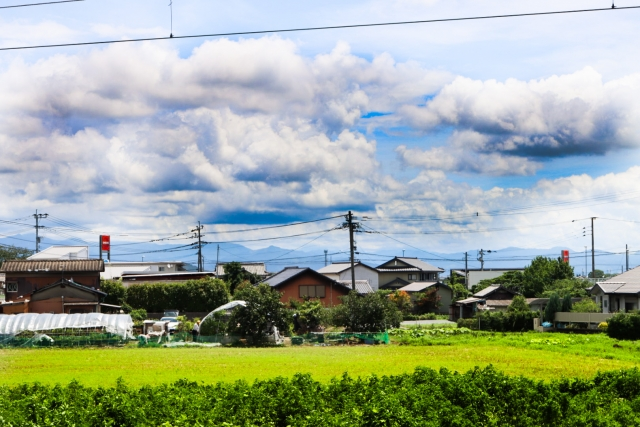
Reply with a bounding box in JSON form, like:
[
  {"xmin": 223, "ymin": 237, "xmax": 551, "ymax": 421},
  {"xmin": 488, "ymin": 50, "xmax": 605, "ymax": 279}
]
[
  {"xmin": 0, "ymin": 332, "xmax": 127, "ymax": 348},
  {"xmin": 292, "ymin": 332, "xmax": 390, "ymax": 345}
]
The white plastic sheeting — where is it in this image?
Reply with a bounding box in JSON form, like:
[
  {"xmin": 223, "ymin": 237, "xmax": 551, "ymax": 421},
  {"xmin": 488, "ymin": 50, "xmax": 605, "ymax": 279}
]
[
  {"xmin": 201, "ymin": 300, "xmax": 247, "ymax": 325},
  {"xmin": 0, "ymin": 313, "xmax": 133, "ymax": 338}
]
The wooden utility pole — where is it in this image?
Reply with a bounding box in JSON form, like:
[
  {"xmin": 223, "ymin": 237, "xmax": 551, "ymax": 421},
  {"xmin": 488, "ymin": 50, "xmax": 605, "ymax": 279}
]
[{"xmin": 348, "ymin": 211, "xmax": 356, "ymax": 291}]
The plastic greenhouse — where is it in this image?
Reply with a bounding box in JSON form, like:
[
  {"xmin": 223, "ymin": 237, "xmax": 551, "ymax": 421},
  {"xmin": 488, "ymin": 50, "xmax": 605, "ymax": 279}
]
[{"xmin": 0, "ymin": 313, "xmax": 133, "ymax": 347}]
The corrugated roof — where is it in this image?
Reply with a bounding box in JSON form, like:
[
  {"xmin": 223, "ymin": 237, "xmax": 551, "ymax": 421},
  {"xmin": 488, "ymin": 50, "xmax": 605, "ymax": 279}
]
[
  {"xmin": 0, "ymin": 259, "xmax": 104, "ymax": 273},
  {"xmin": 456, "ymin": 297, "xmax": 484, "ymax": 305},
  {"xmin": 398, "ymin": 281, "xmax": 439, "ymax": 292},
  {"xmin": 338, "ymin": 280, "xmax": 374, "ymax": 294},
  {"xmin": 602, "ymin": 266, "xmax": 640, "ymax": 284},
  {"xmin": 473, "ymin": 286, "xmax": 500, "ymax": 297},
  {"xmin": 318, "ymin": 263, "xmax": 354, "ymax": 274}
]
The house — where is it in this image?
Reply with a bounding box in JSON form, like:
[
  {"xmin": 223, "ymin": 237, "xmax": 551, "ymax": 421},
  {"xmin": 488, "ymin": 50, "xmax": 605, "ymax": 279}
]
[
  {"xmin": 453, "ymin": 285, "xmax": 520, "ymax": 320},
  {"xmin": 451, "ymin": 268, "xmax": 526, "ymax": 290},
  {"xmin": 102, "ymin": 261, "xmax": 194, "ymax": 280},
  {"xmin": 317, "ymin": 262, "xmax": 379, "ymax": 291},
  {"xmin": 376, "ymin": 257, "xmax": 444, "ymax": 290},
  {"xmin": 590, "ymin": 267, "xmax": 640, "ymax": 313},
  {"xmin": 216, "ymin": 262, "xmax": 269, "ymax": 279},
  {"xmin": 0, "ymin": 259, "xmax": 104, "ymax": 303},
  {"xmin": 337, "ymin": 280, "xmax": 375, "ymax": 294},
  {"xmin": 396, "ymin": 281, "xmax": 452, "ymax": 314},
  {"xmin": 261, "ymin": 267, "xmax": 351, "ymax": 306}
]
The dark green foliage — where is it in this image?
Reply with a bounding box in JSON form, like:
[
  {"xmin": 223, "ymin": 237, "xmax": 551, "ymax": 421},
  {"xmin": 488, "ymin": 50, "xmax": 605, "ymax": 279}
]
[
  {"xmin": 333, "ymin": 291, "xmax": 402, "ymax": 332},
  {"xmin": 4, "ymin": 367, "xmax": 640, "ymax": 425},
  {"xmin": 100, "ymin": 279, "xmax": 127, "ymax": 306},
  {"xmin": 0, "ymin": 245, "xmax": 33, "ymax": 266},
  {"xmin": 507, "ymin": 295, "xmax": 531, "ymax": 313},
  {"xmin": 544, "ymin": 293, "xmax": 562, "ymax": 322},
  {"xmin": 290, "ymin": 298, "xmax": 325, "ymax": 334},
  {"xmin": 230, "ymin": 284, "xmax": 290, "ymax": 344},
  {"xmin": 607, "ymin": 313, "xmax": 640, "ymax": 340},
  {"xmin": 572, "ymin": 298, "xmax": 600, "ymax": 313},
  {"xmin": 561, "ymin": 294, "xmax": 573, "ymax": 312},
  {"xmin": 223, "ymin": 261, "xmax": 246, "ymax": 294},
  {"xmin": 474, "ymin": 270, "xmax": 525, "ymax": 294},
  {"xmin": 589, "ymin": 269, "xmax": 605, "ymax": 278},
  {"xmin": 477, "ymin": 310, "xmax": 538, "ymax": 332},
  {"xmin": 129, "ymin": 309, "xmax": 147, "ymax": 322},
  {"xmin": 542, "ymin": 278, "xmax": 590, "ymax": 298},
  {"xmin": 521, "ymin": 256, "xmax": 574, "ymax": 297},
  {"xmin": 125, "ymin": 278, "xmax": 230, "ymax": 313}
]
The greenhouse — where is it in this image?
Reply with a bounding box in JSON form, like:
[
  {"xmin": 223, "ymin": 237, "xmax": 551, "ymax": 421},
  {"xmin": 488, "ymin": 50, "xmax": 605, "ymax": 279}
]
[{"xmin": 0, "ymin": 313, "xmax": 133, "ymax": 347}]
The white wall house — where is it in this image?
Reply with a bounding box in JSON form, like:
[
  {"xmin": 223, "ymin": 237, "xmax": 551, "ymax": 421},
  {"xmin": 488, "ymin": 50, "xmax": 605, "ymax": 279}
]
[
  {"xmin": 590, "ymin": 267, "xmax": 640, "ymax": 313},
  {"xmin": 28, "ymin": 246, "xmax": 89, "ymax": 260},
  {"xmin": 102, "ymin": 261, "xmax": 190, "ymax": 280},
  {"xmin": 317, "ymin": 262, "xmax": 380, "ymax": 291}
]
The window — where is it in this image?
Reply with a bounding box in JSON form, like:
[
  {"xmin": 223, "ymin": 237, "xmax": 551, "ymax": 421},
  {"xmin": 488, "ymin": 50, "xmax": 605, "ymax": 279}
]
[
  {"xmin": 408, "ymin": 274, "xmax": 417, "ymax": 280},
  {"xmin": 604, "ymin": 300, "xmax": 608, "ymax": 308},
  {"xmin": 159, "ymin": 267, "xmax": 165, "ymax": 272},
  {"xmin": 6, "ymin": 282, "xmax": 18, "ymax": 293},
  {"xmin": 299, "ymin": 285, "xmax": 326, "ymax": 298}
]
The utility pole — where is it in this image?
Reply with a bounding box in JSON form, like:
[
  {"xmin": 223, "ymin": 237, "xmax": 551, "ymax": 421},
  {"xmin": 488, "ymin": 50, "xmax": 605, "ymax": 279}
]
[
  {"xmin": 584, "ymin": 246, "xmax": 588, "ymax": 277},
  {"xmin": 464, "ymin": 252, "xmax": 468, "ymax": 289},
  {"xmin": 33, "ymin": 210, "xmax": 48, "ymax": 253},
  {"xmin": 591, "ymin": 217, "xmax": 596, "ymax": 281},
  {"xmin": 324, "ymin": 249, "xmax": 328, "ymax": 267},
  {"xmin": 216, "ymin": 244, "xmax": 220, "ymax": 276},
  {"xmin": 191, "ymin": 222, "xmax": 204, "ymax": 272},
  {"xmin": 347, "ymin": 211, "xmax": 356, "ymax": 291},
  {"xmin": 477, "ymin": 249, "xmax": 493, "ymax": 271},
  {"xmin": 626, "ymin": 244, "xmax": 629, "ymax": 272}
]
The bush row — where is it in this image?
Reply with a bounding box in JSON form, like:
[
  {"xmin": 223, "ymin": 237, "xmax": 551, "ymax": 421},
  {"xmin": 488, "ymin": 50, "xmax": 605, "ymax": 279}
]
[
  {"xmin": 456, "ymin": 311, "xmax": 538, "ymax": 332},
  {"xmin": 607, "ymin": 312, "xmax": 640, "ymax": 340},
  {"xmin": 3, "ymin": 366, "xmax": 640, "ymax": 426}
]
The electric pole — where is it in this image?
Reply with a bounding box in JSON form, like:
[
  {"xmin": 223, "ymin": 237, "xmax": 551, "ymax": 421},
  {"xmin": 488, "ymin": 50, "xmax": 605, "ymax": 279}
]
[
  {"xmin": 477, "ymin": 249, "xmax": 493, "ymax": 271},
  {"xmin": 191, "ymin": 222, "xmax": 204, "ymax": 272},
  {"xmin": 324, "ymin": 249, "xmax": 328, "ymax": 267},
  {"xmin": 464, "ymin": 252, "xmax": 468, "ymax": 289},
  {"xmin": 626, "ymin": 244, "xmax": 629, "ymax": 272},
  {"xmin": 216, "ymin": 244, "xmax": 220, "ymax": 276},
  {"xmin": 33, "ymin": 210, "xmax": 48, "ymax": 253},
  {"xmin": 591, "ymin": 217, "xmax": 596, "ymax": 281},
  {"xmin": 347, "ymin": 211, "xmax": 356, "ymax": 291}
]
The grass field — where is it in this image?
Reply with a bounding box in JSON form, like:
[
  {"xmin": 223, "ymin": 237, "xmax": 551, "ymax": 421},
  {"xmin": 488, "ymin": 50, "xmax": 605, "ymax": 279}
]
[{"xmin": 2, "ymin": 331, "xmax": 639, "ymax": 386}]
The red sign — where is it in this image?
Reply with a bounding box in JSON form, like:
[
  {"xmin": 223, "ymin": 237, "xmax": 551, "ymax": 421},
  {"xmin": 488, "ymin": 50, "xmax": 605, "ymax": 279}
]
[
  {"xmin": 561, "ymin": 250, "xmax": 569, "ymax": 263},
  {"xmin": 101, "ymin": 235, "xmax": 111, "ymax": 251}
]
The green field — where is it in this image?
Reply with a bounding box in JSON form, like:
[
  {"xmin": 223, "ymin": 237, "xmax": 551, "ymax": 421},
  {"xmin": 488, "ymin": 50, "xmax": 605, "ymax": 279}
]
[{"xmin": 2, "ymin": 332, "xmax": 639, "ymax": 386}]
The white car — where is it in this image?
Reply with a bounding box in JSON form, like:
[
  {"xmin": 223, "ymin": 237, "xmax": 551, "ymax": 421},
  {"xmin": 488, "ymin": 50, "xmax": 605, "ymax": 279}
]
[{"xmin": 159, "ymin": 316, "xmax": 180, "ymax": 333}]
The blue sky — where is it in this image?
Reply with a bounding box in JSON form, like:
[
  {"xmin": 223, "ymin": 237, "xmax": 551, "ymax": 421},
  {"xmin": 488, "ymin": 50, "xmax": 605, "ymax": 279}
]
[{"xmin": 1, "ymin": 0, "xmax": 640, "ymax": 268}]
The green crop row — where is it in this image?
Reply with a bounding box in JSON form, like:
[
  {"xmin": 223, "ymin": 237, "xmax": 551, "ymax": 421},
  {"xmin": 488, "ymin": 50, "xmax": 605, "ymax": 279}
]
[{"xmin": 2, "ymin": 366, "xmax": 640, "ymax": 426}]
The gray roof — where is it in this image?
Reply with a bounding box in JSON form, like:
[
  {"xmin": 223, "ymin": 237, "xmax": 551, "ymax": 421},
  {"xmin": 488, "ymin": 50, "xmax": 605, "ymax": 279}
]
[
  {"xmin": 592, "ymin": 267, "xmax": 640, "ymax": 294},
  {"xmin": 0, "ymin": 259, "xmax": 104, "ymax": 273},
  {"xmin": 317, "ymin": 262, "xmax": 376, "ymax": 274},
  {"xmin": 34, "ymin": 278, "xmax": 107, "ymax": 297},
  {"xmin": 398, "ymin": 281, "xmax": 440, "ymax": 292},
  {"xmin": 263, "ymin": 267, "xmax": 350, "ymax": 290},
  {"xmin": 377, "ymin": 257, "xmax": 444, "ymax": 272},
  {"xmin": 473, "ymin": 286, "xmax": 500, "ymax": 297},
  {"xmin": 338, "ymin": 280, "xmax": 374, "ymax": 294}
]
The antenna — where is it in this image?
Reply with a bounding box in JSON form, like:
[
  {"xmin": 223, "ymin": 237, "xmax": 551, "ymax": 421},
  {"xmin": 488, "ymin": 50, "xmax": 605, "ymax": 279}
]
[{"xmin": 169, "ymin": 0, "xmax": 174, "ymax": 37}]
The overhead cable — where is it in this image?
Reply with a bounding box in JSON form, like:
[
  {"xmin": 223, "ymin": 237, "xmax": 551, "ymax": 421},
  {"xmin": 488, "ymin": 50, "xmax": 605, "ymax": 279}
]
[{"xmin": 1, "ymin": 5, "xmax": 638, "ymax": 51}]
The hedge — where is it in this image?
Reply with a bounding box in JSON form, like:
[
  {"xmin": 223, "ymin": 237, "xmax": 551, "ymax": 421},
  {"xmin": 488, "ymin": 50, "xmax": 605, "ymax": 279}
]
[
  {"xmin": 607, "ymin": 312, "xmax": 640, "ymax": 340},
  {"xmin": 457, "ymin": 311, "xmax": 538, "ymax": 332},
  {"xmin": 3, "ymin": 366, "xmax": 640, "ymax": 425},
  {"xmin": 125, "ymin": 278, "xmax": 230, "ymax": 313}
]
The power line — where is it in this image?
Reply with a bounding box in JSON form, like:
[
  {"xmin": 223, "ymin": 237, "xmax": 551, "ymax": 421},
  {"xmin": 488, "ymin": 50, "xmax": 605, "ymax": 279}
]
[
  {"xmin": 1, "ymin": 5, "xmax": 639, "ymax": 51},
  {"xmin": 0, "ymin": 0, "xmax": 82, "ymax": 10}
]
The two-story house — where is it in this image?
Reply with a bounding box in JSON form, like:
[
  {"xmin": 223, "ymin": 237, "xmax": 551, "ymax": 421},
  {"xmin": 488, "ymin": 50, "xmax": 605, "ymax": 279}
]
[{"xmin": 377, "ymin": 257, "xmax": 444, "ymax": 290}]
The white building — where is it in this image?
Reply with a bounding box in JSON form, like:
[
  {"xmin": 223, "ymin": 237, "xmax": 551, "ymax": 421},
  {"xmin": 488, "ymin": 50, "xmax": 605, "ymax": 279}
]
[
  {"xmin": 102, "ymin": 261, "xmax": 192, "ymax": 280},
  {"xmin": 28, "ymin": 246, "xmax": 89, "ymax": 260}
]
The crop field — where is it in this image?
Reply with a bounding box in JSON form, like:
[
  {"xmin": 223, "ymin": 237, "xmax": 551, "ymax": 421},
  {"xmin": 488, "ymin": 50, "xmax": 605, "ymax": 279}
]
[{"xmin": 1, "ymin": 331, "xmax": 639, "ymax": 387}]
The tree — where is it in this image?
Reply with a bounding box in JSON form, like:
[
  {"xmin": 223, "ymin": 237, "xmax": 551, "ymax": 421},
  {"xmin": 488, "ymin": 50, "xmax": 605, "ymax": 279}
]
[
  {"xmin": 229, "ymin": 284, "xmax": 290, "ymax": 344},
  {"xmin": 544, "ymin": 293, "xmax": 562, "ymax": 322},
  {"xmin": 223, "ymin": 262, "xmax": 246, "ymax": 295},
  {"xmin": 333, "ymin": 291, "xmax": 402, "ymax": 332},
  {"xmin": 389, "ymin": 290, "xmax": 412, "ymax": 314},
  {"xmin": 561, "ymin": 294, "xmax": 573, "ymax": 312},
  {"xmin": 541, "ymin": 278, "xmax": 590, "ymax": 298},
  {"xmin": 507, "ymin": 295, "xmax": 530, "ymax": 313},
  {"xmin": 0, "ymin": 245, "xmax": 33, "ymax": 266},
  {"xmin": 521, "ymin": 257, "xmax": 574, "ymax": 297},
  {"xmin": 290, "ymin": 298, "xmax": 325, "ymax": 334},
  {"xmin": 100, "ymin": 280, "xmax": 127, "ymax": 307},
  {"xmin": 571, "ymin": 298, "xmax": 600, "ymax": 313},
  {"xmin": 588, "ymin": 269, "xmax": 605, "ymax": 279},
  {"xmin": 414, "ymin": 288, "xmax": 441, "ymax": 314},
  {"xmin": 446, "ymin": 274, "xmax": 471, "ymax": 302}
]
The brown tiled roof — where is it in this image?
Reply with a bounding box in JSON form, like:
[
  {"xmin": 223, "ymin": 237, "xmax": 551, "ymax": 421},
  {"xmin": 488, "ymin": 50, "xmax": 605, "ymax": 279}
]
[{"xmin": 0, "ymin": 259, "xmax": 104, "ymax": 272}]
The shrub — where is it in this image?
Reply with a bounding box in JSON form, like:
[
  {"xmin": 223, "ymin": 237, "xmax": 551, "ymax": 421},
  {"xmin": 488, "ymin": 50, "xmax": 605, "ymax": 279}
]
[
  {"xmin": 476, "ymin": 310, "xmax": 538, "ymax": 332},
  {"xmin": 129, "ymin": 309, "xmax": 147, "ymax": 322},
  {"xmin": 607, "ymin": 313, "xmax": 640, "ymax": 340},
  {"xmin": 333, "ymin": 291, "xmax": 402, "ymax": 332},
  {"xmin": 572, "ymin": 298, "xmax": 600, "ymax": 313},
  {"xmin": 544, "ymin": 293, "xmax": 562, "ymax": 322},
  {"xmin": 230, "ymin": 284, "xmax": 290, "ymax": 344},
  {"xmin": 291, "ymin": 299, "xmax": 325, "ymax": 334},
  {"xmin": 389, "ymin": 290, "xmax": 412, "ymax": 314},
  {"xmin": 457, "ymin": 318, "xmax": 477, "ymax": 329},
  {"xmin": 125, "ymin": 278, "xmax": 229, "ymax": 313},
  {"xmin": 507, "ymin": 295, "xmax": 530, "ymax": 313}
]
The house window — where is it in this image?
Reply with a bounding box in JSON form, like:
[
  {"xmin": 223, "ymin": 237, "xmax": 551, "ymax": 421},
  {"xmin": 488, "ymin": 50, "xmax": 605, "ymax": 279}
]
[
  {"xmin": 159, "ymin": 267, "xmax": 165, "ymax": 272},
  {"xmin": 604, "ymin": 300, "xmax": 608, "ymax": 308},
  {"xmin": 299, "ymin": 285, "xmax": 326, "ymax": 298},
  {"xmin": 408, "ymin": 274, "xmax": 417, "ymax": 280},
  {"xmin": 6, "ymin": 282, "xmax": 18, "ymax": 293}
]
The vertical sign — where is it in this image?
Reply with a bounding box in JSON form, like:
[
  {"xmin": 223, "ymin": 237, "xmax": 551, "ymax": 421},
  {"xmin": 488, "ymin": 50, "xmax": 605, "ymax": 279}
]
[
  {"xmin": 561, "ymin": 250, "xmax": 569, "ymax": 263},
  {"xmin": 100, "ymin": 235, "xmax": 111, "ymax": 261}
]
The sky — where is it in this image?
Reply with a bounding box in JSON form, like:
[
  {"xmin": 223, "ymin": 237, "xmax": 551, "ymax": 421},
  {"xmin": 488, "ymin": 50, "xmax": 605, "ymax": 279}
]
[{"xmin": 0, "ymin": 0, "xmax": 640, "ymax": 272}]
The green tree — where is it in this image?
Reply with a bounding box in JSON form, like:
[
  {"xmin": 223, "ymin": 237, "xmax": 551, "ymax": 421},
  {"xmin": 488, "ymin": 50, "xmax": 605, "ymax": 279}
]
[
  {"xmin": 507, "ymin": 295, "xmax": 530, "ymax": 313},
  {"xmin": 0, "ymin": 245, "xmax": 33, "ymax": 266},
  {"xmin": 446, "ymin": 274, "xmax": 471, "ymax": 301},
  {"xmin": 230, "ymin": 284, "xmax": 290, "ymax": 344},
  {"xmin": 541, "ymin": 278, "xmax": 590, "ymax": 298},
  {"xmin": 333, "ymin": 291, "xmax": 402, "ymax": 332},
  {"xmin": 125, "ymin": 278, "xmax": 229, "ymax": 313},
  {"xmin": 223, "ymin": 262, "xmax": 259, "ymax": 294},
  {"xmin": 100, "ymin": 280, "xmax": 127, "ymax": 307},
  {"xmin": 588, "ymin": 269, "xmax": 605, "ymax": 279},
  {"xmin": 521, "ymin": 257, "xmax": 574, "ymax": 297},
  {"xmin": 544, "ymin": 293, "xmax": 562, "ymax": 322},
  {"xmin": 291, "ymin": 299, "xmax": 325, "ymax": 334},
  {"xmin": 561, "ymin": 294, "xmax": 573, "ymax": 312},
  {"xmin": 571, "ymin": 298, "xmax": 600, "ymax": 313}
]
